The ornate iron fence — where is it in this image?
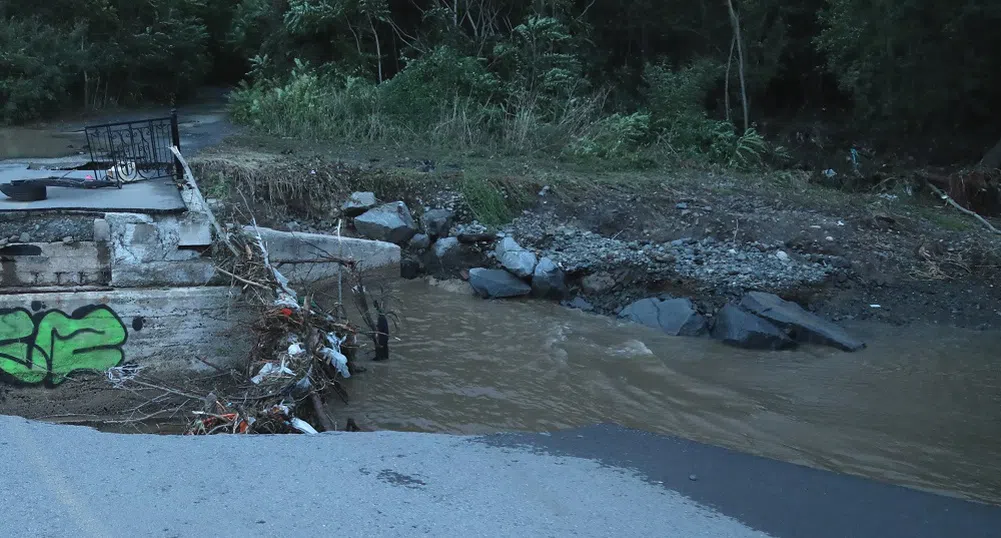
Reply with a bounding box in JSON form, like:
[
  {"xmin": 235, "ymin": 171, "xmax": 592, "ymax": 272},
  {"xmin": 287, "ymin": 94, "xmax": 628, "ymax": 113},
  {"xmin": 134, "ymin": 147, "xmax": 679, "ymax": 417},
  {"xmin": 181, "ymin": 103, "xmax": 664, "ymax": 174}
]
[{"xmin": 84, "ymin": 110, "xmax": 182, "ymax": 183}]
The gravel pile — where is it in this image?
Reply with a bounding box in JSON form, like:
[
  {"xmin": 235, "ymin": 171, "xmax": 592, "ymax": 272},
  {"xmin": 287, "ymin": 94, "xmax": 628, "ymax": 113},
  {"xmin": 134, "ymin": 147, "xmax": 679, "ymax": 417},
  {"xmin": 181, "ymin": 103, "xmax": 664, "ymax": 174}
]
[{"xmin": 509, "ymin": 215, "xmax": 839, "ymax": 293}]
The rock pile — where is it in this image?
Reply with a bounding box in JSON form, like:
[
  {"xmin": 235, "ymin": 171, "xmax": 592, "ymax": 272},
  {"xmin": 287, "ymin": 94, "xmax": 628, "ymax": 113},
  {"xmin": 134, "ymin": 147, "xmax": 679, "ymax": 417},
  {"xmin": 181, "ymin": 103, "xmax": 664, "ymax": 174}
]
[
  {"xmin": 468, "ymin": 236, "xmax": 567, "ymax": 300},
  {"xmin": 339, "ymin": 192, "xmax": 862, "ymax": 353},
  {"xmin": 617, "ymin": 291, "xmax": 864, "ymax": 352}
]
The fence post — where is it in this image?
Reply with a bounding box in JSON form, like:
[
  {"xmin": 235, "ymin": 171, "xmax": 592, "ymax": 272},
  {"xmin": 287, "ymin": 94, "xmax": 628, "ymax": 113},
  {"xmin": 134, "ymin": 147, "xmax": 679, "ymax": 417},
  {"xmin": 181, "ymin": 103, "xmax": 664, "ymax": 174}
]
[{"xmin": 170, "ymin": 109, "xmax": 183, "ymax": 182}]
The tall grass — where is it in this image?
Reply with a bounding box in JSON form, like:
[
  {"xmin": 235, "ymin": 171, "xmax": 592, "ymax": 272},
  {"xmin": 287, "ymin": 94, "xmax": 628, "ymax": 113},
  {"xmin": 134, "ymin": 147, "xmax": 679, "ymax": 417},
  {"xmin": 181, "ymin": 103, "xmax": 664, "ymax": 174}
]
[
  {"xmin": 228, "ymin": 56, "xmax": 785, "ymax": 169},
  {"xmin": 228, "ymin": 73, "xmax": 607, "ymax": 158}
]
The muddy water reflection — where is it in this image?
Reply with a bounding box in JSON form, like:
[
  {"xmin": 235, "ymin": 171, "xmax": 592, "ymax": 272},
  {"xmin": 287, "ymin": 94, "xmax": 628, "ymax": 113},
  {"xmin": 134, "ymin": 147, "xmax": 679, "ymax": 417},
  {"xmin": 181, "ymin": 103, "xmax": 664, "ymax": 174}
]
[
  {"xmin": 341, "ymin": 279, "xmax": 1001, "ymax": 504},
  {"xmin": 0, "ymin": 128, "xmax": 85, "ymax": 160}
]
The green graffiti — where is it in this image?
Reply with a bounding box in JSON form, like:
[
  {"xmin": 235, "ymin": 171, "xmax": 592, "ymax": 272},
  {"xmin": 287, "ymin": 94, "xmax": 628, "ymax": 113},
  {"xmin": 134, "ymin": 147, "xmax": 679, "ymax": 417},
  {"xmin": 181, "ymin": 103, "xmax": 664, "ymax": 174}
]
[{"xmin": 0, "ymin": 305, "xmax": 128, "ymax": 385}]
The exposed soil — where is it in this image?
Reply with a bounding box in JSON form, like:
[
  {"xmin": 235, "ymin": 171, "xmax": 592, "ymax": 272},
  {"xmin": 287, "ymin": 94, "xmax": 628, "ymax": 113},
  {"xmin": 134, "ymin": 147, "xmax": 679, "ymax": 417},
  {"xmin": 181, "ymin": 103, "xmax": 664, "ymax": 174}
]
[{"xmin": 192, "ymin": 138, "xmax": 1001, "ymax": 331}]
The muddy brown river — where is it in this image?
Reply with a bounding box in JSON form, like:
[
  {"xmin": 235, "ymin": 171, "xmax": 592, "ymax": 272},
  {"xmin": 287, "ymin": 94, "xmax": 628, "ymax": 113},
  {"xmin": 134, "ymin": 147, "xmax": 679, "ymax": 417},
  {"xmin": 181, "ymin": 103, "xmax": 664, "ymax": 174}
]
[{"xmin": 336, "ymin": 279, "xmax": 1001, "ymax": 505}]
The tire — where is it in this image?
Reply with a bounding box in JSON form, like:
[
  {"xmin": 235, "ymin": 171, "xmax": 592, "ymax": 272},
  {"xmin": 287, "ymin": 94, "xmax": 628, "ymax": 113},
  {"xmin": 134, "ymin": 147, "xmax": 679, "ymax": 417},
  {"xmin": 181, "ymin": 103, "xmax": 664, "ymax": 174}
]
[{"xmin": 0, "ymin": 181, "xmax": 47, "ymax": 202}]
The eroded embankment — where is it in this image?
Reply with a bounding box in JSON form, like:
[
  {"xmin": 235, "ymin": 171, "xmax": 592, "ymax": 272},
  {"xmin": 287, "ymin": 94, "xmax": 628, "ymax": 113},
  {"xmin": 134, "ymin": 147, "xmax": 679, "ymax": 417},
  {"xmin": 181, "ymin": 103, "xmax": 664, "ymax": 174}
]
[{"xmin": 191, "ymin": 144, "xmax": 1001, "ymax": 331}]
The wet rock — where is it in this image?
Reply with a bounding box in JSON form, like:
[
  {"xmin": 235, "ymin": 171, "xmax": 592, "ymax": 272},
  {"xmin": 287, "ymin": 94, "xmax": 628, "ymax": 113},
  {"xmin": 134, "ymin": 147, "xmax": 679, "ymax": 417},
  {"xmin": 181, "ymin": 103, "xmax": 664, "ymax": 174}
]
[
  {"xmin": 434, "ymin": 237, "xmax": 461, "ymax": 264},
  {"xmin": 400, "ymin": 257, "xmax": 422, "ymax": 279},
  {"xmin": 18, "ymin": 232, "xmax": 30, "ymax": 243},
  {"xmin": 354, "ymin": 202, "xmax": 417, "ymax": 244},
  {"xmin": 468, "ymin": 268, "xmax": 531, "ymax": 299},
  {"xmin": 581, "ymin": 272, "xmax": 616, "ymax": 295},
  {"xmin": 422, "ymin": 209, "xmax": 454, "ymax": 239},
  {"xmin": 531, "ymin": 257, "xmax": 567, "ymax": 300},
  {"xmin": 563, "ymin": 297, "xmax": 595, "ymax": 312},
  {"xmin": 342, "ymin": 192, "xmax": 378, "ymax": 217},
  {"xmin": 738, "ymin": 291, "xmax": 866, "ymax": 351},
  {"xmin": 495, "ymin": 237, "xmax": 538, "ymax": 278},
  {"xmin": 710, "ymin": 304, "xmax": 796, "ymax": 350},
  {"xmin": 409, "ymin": 233, "xmax": 431, "ymax": 251},
  {"xmin": 618, "ymin": 298, "xmax": 708, "ymax": 337}
]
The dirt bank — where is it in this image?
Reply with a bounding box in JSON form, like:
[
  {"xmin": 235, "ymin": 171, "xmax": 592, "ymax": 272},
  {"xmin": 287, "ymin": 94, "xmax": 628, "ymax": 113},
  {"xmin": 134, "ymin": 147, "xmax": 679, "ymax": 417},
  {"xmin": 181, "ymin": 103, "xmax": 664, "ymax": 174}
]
[{"xmin": 191, "ymin": 137, "xmax": 1001, "ymax": 331}]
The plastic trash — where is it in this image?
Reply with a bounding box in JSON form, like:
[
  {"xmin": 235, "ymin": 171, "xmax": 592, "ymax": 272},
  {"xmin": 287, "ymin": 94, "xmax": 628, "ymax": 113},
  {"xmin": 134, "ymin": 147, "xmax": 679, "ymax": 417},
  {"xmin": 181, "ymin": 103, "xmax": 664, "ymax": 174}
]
[
  {"xmin": 823, "ymin": 168, "xmax": 837, "ymax": 178},
  {"xmin": 320, "ymin": 347, "xmax": 350, "ymax": 378},
  {"xmin": 251, "ymin": 361, "xmax": 295, "ymax": 384},
  {"xmin": 321, "ymin": 332, "xmax": 350, "ymax": 378},
  {"xmin": 288, "ymin": 342, "xmax": 305, "ymax": 356},
  {"xmin": 289, "ymin": 417, "xmax": 319, "ymax": 434}
]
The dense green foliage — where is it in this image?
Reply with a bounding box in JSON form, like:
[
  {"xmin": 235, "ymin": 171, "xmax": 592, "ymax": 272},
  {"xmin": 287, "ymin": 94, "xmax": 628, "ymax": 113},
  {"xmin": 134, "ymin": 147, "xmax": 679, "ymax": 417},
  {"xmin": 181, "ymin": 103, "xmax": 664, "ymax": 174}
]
[{"xmin": 3, "ymin": 0, "xmax": 999, "ymax": 163}]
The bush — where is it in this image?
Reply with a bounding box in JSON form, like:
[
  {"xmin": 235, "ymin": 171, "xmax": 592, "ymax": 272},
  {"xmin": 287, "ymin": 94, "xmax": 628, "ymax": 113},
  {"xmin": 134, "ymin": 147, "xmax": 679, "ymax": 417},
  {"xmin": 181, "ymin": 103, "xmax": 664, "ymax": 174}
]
[
  {"xmin": 565, "ymin": 112, "xmax": 651, "ymax": 162},
  {"xmin": 228, "ymin": 61, "xmax": 383, "ymax": 141},
  {"xmin": 379, "ymin": 46, "xmax": 500, "ymax": 127}
]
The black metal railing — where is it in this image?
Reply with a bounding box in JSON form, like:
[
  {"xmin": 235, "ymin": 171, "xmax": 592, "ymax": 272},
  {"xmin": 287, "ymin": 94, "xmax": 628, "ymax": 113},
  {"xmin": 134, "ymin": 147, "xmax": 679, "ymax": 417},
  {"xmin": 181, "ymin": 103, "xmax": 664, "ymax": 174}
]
[{"xmin": 85, "ymin": 110, "xmax": 182, "ymax": 183}]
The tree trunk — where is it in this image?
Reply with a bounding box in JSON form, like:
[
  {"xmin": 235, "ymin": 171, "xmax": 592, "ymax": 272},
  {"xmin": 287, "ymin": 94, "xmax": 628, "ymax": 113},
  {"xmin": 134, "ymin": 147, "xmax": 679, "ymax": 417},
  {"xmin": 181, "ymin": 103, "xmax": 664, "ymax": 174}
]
[
  {"xmin": 726, "ymin": 0, "xmax": 749, "ymax": 133},
  {"xmin": 725, "ymin": 37, "xmax": 735, "ymax": 123},
  {"xmin": 368, "ymin": 16, "xmax": 383, "ymax": 84}
]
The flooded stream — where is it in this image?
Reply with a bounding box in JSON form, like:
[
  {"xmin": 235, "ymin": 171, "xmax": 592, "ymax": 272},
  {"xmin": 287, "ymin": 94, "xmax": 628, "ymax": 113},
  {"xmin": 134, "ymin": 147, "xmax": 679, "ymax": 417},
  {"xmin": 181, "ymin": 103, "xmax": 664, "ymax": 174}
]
[{"xmin": 339, "ymin": 279, "xmax": 1001, "ymax": 505}]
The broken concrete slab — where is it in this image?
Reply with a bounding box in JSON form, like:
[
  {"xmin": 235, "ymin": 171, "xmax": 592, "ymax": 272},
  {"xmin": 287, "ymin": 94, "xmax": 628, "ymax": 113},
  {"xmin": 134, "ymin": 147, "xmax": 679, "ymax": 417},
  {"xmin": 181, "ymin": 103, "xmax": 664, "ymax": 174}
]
[
  {"xmin": 105, "ymin": 212, "xmax": 216, "ymax": 287},
  {"xmin": 247, "ymin": 226, "xmax": 401, "ymax": 282},
  {"xmin": 176, "ymin": 213, "xmax": 213, "ymax": 247},
  {"xmin": 739, "ymin": 291, "xmax": 865, "ymax": 351},
  {"xmin": 0, "ymin": 176, "xmax": 186, "ymax": 213}
]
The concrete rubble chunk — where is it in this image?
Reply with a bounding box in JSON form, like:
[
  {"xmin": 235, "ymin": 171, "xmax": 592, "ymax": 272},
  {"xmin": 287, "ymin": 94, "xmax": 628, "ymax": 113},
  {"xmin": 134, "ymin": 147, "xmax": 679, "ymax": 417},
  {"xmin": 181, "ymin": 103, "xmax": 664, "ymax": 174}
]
[
  {"xmin": 495, "ymin": 237, "xmax": 537, "ymax": 278},
  {"xmin": 739, "ymin": 291, "xmax": 865, "ymax": 351},
  {"xmin": 354, "ymin": 202, "xmax": 417, "ymax": 245},
  {"xmin": 422, "ymin": 209, "xmax": 454, "ymax": 239},
  {"xmin": 244, "ymin": 226, "xmax": 401, "ymax": 282},
  {"xmin": 468, "ymin": 268, "xmax": 531, "ymax": 299},
  {"xmin": 711, "ymin": 304, "xmax": 796, "ymax": 350},
  {"xmin": 342, "ymin": 192, "xmax": 378, "ymax": 217},
  {"xmin": 619, "ymin": 298, "xmax": 708, "ymax": 337},
  {"xmin": 531, "ymin": 257, "xmax": 567, "ymax": 300}
]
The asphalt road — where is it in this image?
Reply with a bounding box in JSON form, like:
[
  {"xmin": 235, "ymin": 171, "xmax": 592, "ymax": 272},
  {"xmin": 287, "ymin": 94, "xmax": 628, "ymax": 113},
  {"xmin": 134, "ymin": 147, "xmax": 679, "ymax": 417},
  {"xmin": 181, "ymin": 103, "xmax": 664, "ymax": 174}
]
[{"xmin": 0, "ymin": 417, "xmax": 998, "ymax": 538}]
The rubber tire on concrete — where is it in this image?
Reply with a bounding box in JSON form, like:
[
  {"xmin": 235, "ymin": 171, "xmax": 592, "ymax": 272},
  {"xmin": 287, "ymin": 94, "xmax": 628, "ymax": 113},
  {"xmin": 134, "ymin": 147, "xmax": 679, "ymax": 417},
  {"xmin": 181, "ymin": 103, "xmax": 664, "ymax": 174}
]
[{"xmin": 0, "ymin": 181, "xmax": 47, "ymax": 202}]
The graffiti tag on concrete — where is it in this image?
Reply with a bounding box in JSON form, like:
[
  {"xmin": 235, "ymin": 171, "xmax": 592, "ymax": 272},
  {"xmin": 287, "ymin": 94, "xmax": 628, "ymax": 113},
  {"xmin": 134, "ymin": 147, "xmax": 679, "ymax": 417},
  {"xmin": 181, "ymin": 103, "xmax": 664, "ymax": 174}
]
[{"xmin": 0, "ymin": 305, "xmax": 127, "ymax": 384}]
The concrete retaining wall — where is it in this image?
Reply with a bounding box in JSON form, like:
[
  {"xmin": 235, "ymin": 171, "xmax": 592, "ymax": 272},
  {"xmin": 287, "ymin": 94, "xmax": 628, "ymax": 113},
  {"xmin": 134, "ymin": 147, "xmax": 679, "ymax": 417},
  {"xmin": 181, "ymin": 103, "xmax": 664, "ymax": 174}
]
[{"xmin": 0, "ymin": 287, "xmax": 251, "ymax": 385}]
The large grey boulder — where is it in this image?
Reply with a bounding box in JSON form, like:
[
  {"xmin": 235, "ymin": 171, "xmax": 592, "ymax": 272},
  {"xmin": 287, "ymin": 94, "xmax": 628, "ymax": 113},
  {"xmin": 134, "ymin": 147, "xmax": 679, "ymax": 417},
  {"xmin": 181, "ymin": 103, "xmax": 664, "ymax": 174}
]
[
  {"xmin": 739, "ymin": 291, "xmax": 865, "ymax": 351},
  {"xmin": 434, "ymin": 236, "xmax": 461, "ymax": 263},
  {"xmin": 422, "ymin": 209, "xmax": 454, "ymax": 239},
  {"xmin": 341, "ymin": 192, "xmax": 377, "ymax": 217},
  {"xmin": 468, "ymin": 268, "xmax": 531, "ymax": 299},
  {"xmin": 531, "ymin": 257, "xmax": 567, "ymax": 300},
  {"xmin": 618, "ymin": 298, "xmax": 708, "ymax": 337},
  {"xmin": 495, "ymin": 237, "xmax": 537, "ymax": 278},
  {"xmin": 710, "ymin": 304, "xmax": 796, "ymax": 350},
  {"xmin": 354, "ymin": 202, "xmax": 417, "ymax": 244}
]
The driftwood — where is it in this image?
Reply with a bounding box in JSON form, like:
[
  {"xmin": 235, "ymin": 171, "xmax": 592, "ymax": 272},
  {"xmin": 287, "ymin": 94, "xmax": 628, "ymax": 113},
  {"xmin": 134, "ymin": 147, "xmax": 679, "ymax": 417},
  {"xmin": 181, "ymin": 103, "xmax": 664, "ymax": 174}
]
[{"xmin": 926, "ymin": 181, "xmax": 1001, "ymax": 235}]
